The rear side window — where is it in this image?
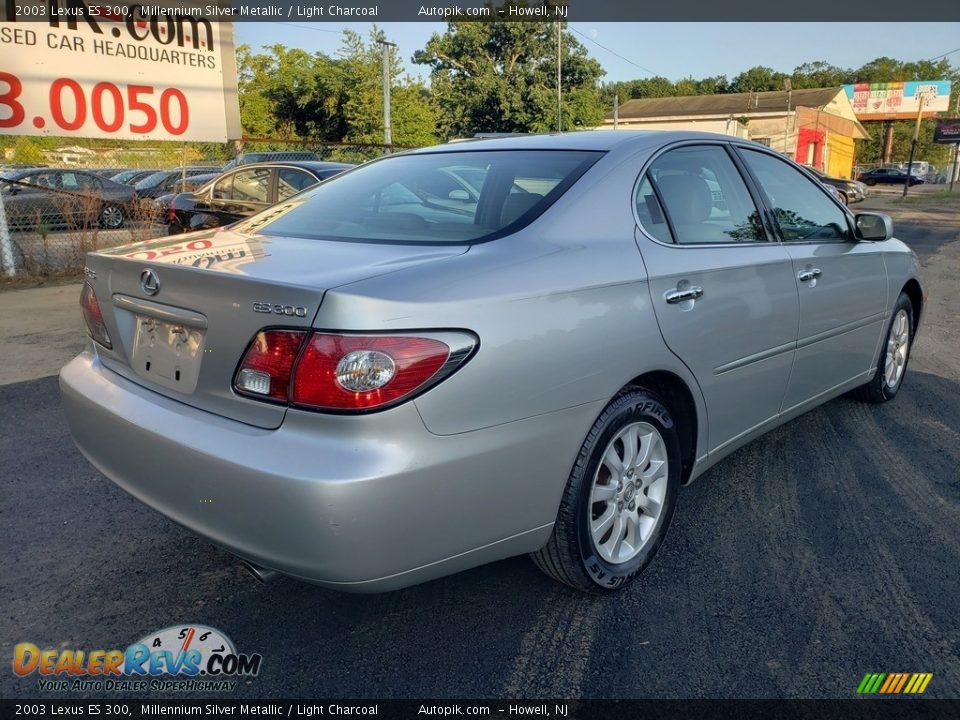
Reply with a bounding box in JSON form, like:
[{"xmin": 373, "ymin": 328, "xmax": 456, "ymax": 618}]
[
  {"xmin": 214, "ymin": 168, "xmax": 271, "ymax": 203},
  {"xmin": 640, "ymin": 145, "xmax": 766, "ymax": 245},
  {"xmin": 634, "ymin": 177, "xmax": 673, "ymax": 244},
  {"xmin": 242, "ymin": 150, "xmax": 602, "ymax": 244},
  {"xmin": 740, "ymin": 149, "xmax": 851, "ymax": 242},
  {"xmin": 278, "ymin": 168, "xmax": 318, "ymax": 200}
]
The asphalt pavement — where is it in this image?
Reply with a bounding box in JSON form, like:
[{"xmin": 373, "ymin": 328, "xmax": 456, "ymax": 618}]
[{"xmin": 1, "ymin": 198, "xmax": 958, "ymax": 699}]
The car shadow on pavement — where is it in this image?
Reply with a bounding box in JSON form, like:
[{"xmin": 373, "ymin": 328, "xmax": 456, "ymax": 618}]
[{"xmin": 1, "ymin": 371, "xmax": 958, "ymax": 699}]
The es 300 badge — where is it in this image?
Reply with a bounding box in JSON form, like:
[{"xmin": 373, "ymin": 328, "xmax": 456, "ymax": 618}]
[{"xmin": 12, "ymin": 625, "xmax": 262, "ymax": 693}]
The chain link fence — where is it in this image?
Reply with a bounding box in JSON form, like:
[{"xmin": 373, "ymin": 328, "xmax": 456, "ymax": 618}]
[{"xmin": 0, "ymin": 137, "xmax": 396, "ymax": 281}]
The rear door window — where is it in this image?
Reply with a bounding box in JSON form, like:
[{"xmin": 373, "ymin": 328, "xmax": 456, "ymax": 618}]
[{"xmin": 640, "ymin": 145, "xmax": 766, "ymax": 245}]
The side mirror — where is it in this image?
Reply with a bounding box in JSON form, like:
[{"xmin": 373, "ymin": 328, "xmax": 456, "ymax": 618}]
[
  {"xmin": 448, "ymin": 189, "xmax": 470, "ymax": 202},
  {"xmin": 855, "ymin": 212, "xmax": 893, "ymax": 241}
]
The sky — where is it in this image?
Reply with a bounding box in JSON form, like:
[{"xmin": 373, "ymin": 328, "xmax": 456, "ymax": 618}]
[{"xmin": 235, "ymin": 22, "xmax": 960, "ymax": 85}]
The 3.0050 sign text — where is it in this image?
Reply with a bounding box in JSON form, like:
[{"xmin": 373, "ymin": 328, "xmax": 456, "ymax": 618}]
[{"xmin": 0, "ymin": 72, "xmax": 188, "ymax": 135}]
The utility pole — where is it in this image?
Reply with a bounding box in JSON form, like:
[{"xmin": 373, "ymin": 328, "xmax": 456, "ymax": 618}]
[
  {"xmin": 613, "ymin": 94, "xmax": 619, "ymax": 130},
  {"xmin": 903, "ymin": 94, "xmax": 926, "ymax": 198},
  {"xmin": 951, "ymin": 92, "xmax": 959, "ymax": 193},
  {"xmin": 556, "ymin": 20, "xmax": 562, "ymax": 133},
  {"xmin": 783, "ymin": 78, "xmax": 792, "ymax": 157},
  {"xmin": 377, "ymin": 38, "xmax": 396, "ymax": 152}
]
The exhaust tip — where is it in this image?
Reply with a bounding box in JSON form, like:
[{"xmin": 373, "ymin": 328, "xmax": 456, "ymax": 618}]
[{"xmin": 239, "ymin": 560, "xmax": 279, "ymax": 584}]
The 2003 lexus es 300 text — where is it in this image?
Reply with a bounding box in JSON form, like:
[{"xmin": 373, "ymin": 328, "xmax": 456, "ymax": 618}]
[{"xmin": 60, "ymin": 132, "xmax": 923, "ymax": 593}]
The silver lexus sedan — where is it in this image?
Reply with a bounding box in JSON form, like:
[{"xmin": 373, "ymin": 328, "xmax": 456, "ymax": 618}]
[{"xmin": 60, "ymin": 131, "xmax": 924, "ymax": 593}]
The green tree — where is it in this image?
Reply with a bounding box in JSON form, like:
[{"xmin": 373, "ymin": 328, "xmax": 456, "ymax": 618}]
[
  {"xmin": 413, "ymin": 10, "xmax": 606, "ymax": 137},
  {"xmin": 235, "ymin": 32, "xmax": 440, "ymax": 150},
  {"xmin": 339, "ymin": 29, "xmax": 440, "ymax": 148},
  {"xmin": 729, "ymin": 66, "xmax": 789, "ymax": 93}
]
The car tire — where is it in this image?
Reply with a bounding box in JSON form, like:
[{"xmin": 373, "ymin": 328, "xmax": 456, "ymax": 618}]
[
  {"xmin": 839, "ymin": 191, "xmax": 849, "ymax": 206},
  {"xmin": 852, "ymin": 292, "xmax": 914, "ymax": 403},
  {"xmin": 100, "ymin": 204, "xmax": 125, "ymax": 229},
  {"xmin": 865, "ymin": 179, "xmax": 876, "ymax": 186},
  {"xmin": 167, "ymin": 221, "xmax": 185, "ymax": 236},
  {"xmin": 531, "ymin": 388, "xmax": 681, "ymax": 594}
]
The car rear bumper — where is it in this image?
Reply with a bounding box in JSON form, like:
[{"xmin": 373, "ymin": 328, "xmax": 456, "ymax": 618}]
[{"xmin": 60, "ymin": 348, "xmax": 595, "ymax": 591}]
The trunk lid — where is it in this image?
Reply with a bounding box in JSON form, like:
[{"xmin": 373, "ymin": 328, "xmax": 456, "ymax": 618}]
[{"xmin": 85, "ymin": 228, "xmax": 467, "ymax": 429}]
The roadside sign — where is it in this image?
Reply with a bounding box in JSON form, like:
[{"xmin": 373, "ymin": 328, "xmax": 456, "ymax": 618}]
[
  {"xmin": 934, "ymin": 119, "xmax": 960, "ymax": 144},
  {"xmin": 844, "ymin": 80, "xmax": 952, "ymax": 121},
  {"xmin": 0, "ymin": 1, "xmax": 240, "ymax": 142}
]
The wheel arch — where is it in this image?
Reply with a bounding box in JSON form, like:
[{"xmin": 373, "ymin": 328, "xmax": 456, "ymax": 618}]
[
  {"xmin": 621, "ymin": 370, "xmax": 698, "ymax": 485},
  {"xmin": 901, "ymin": 278, "xmax": 923, "ymax": 335}
]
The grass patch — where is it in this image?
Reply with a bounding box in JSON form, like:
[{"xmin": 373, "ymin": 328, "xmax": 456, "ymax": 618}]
[{"xmin": 890, "ymin": 188, "xmax": 960, "ymax": 207}]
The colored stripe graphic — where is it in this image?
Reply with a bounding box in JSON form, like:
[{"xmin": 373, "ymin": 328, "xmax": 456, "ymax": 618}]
[{"xmin": 857, "ymin": 672, "xmax": 933, "ymax": 694}]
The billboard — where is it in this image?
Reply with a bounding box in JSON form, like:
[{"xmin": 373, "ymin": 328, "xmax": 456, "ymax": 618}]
[
  {"xmin": 843, "ymin": 80, "xmax": 952, "ymax": 121},
  {"xmin": 934, "ymin": 119, "xmax": 960, "ymax": 144},
  {"xmin": 0, "ymin": 1, "xmax": 241, "ymax": 142}
]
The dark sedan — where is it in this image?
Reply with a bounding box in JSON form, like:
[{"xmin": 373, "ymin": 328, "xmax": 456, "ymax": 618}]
[
  {"xmin": 133, "ymin": 167, "xmax": 222, "ymax": 199},
  {"xmin": 0, "ymin": 168, "xmax": 136, "ymax": 230},
  {"xmin": 806, "ymin": 168, "xmax": 867, "ymax": 205},
  {"xmin": 167, "ymin": 161, "xmax": 353, "ymax": 235},
  {"xmin": 858, "ymin": 168, "xmax": 924, "ymax": 187}
]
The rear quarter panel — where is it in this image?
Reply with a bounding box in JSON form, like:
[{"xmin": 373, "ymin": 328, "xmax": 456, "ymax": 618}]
[{"xmin": 318, "ymin": 150, "xmax": 708, "ymax": 455}]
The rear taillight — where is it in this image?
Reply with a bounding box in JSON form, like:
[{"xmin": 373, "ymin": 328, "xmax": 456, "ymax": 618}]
[
  {"xmin": 79, "ymin": 283, "xmax": 112, "ymax": 349},
  {"xmin": 234, "ymin": 330, "xmax": 307, "ymax": 402},
  {"xmin": 293, "ymin": 334, "xmax": 450, "ymax": 410},
  {"xmin": 233, "ymin": 331, "xmax": 475, "ymax": 412}
]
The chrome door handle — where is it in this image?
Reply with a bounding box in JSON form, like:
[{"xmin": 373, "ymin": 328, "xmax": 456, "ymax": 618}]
[
  {"xmin": 665, "ymin": 286, "xmax": 704, "ymax": 304},
  {"xmin": 798, "ymin": 268, "xmax": 822, "ymax": 282}
]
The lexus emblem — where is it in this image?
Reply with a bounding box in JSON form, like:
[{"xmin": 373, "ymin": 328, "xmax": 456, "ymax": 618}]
[{"xmin": 140, "ymin": 269, "xmax": 160, "ymax": 296}]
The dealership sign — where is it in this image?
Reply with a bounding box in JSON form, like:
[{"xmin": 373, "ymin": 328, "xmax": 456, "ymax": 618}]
[
  {"xmin": 0, "ymin": 0, "xmax": 240, "ymax": 141},
  {"xmin": 934, "ymin": 119, "xmax": 960, "ymax": 144},
  {"xmin": 843, "ymin": 80, "xmax": 952, "ymax": 121}
]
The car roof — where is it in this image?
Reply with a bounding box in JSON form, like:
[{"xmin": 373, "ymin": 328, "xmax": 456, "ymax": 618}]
[
  {"xmin": 225, "ymin": 160, "xmax": 355, "ymax": 172},
  {"xmin": 408, "ymin": 130, "xmax": 750, "ymax": 155}
]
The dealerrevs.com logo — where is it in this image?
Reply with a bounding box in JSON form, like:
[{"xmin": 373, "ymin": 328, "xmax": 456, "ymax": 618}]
[{"xmin": 13, "ymin": 625, "xmax": 262, "ymax": 692}]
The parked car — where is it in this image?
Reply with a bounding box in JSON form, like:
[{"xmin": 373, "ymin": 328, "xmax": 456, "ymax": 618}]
[
  {"xmin": 182, "ymin": 153, "xmax": 326, "ymax": 193},
  {"xmin": 858, "ymin": 168, "xmax": 924, "ymax": 186},
  {"xmin": 805, "ymin": 167, "xmax": 867, "ymax": 204},
  {"xmin": 0, "ymin": 167, "xmax": 135, "ymax": 229},
  {"xmin": 61, "ymin": 131, "xmax": 923, "ymax": 594},
  {"xmin": 111, "ymin": 169, "xmax": 156, "ymax": 186},
  {"xmin": 133, "ymin": 167, "xmax": 221, "ymax": 199},
  {"xmin": 166, "ymin": 161, "xmax": 353, "ymax": 235}
]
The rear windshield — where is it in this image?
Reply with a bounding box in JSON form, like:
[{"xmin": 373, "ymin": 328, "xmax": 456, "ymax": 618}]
[{"xmin": 242, "ymin": 150, "xmax": 603, "ymax": 244}]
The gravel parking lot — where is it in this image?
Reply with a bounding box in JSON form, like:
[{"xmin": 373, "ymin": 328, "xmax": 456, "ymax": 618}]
[{"xmin": 1, "ymin": 196, "xmax": 958, "ymax": 699}]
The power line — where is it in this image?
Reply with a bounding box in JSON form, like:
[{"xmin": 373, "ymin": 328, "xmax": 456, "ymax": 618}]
[
  {"xmin": 927, "ymin": 46, "xmax": 960, "ymax": 61},
  {"xmin": 568, "ymin": 26, "xmax": 660, "ymax": 77},
  {"xmin": 274, "ymin": 23, "xmax": 346, "ymax": 35}
]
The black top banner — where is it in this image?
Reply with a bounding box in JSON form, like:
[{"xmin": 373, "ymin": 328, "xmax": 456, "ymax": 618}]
[
  {"xmin": 3, "ymin": 700, "xmax": 960, "ymax": 720},
  {"xmin": 2, "ymin": 0, "xmax": 958, "ymax": 23}
]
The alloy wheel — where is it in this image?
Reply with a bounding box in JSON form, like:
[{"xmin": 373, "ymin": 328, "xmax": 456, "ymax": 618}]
[
  {"xmin": 588, "ymin": 421, "xmax": 669, "ymax": 565},
  {"xmin": 884, "ymin": 309, "xmax": 910, "ymax": 388}
]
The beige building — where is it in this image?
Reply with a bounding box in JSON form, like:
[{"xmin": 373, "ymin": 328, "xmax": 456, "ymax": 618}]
[{"xmin": 604, "ymin": 87, "xmax": 870, "ymax": 179}]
